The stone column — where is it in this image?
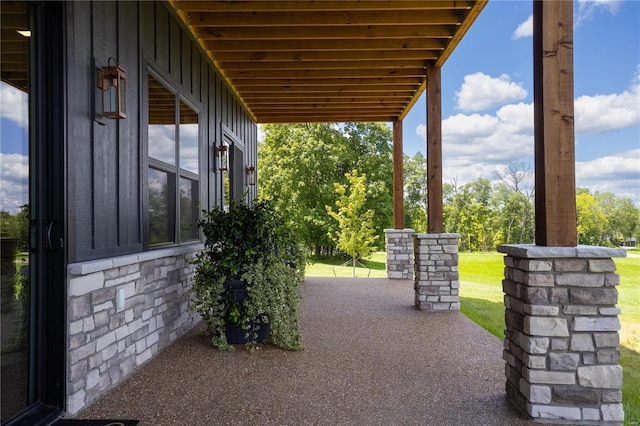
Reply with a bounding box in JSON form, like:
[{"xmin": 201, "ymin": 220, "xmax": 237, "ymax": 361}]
[
  {"xmin": 498, "ymin": 244, "xmax": 626, "ymax": 424},
  {"xmin": 384, "ymin": 229, "xmax": 415, "ymax": 280},
  {"xmin": 414, "ymin": 233, "xmax": 460, "ymax": 311}
]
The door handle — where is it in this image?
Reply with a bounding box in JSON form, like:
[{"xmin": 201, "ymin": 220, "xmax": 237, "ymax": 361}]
[{"xmin": 47, "ymin": 220, "xmax": 54, "ymax": 251}]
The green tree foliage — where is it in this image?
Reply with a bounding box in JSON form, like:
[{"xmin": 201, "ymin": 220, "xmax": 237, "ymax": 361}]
[
  {"xmin": 326, "ymin": 170, "xmax": 379, "ymax": 275},
  {"xmin": 403, "ymin": 152, "xmax": 428, "ymax": 232},
  {"xmin": 0, "ymin": 205, "xmax": 30, "ymax": 251},
  {"xmin": 258, "ymin": 123, "xmax": 392, "ymax": 254}
]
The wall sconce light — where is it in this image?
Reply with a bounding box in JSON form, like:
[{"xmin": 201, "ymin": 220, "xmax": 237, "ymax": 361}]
[
  {"xmin": 246, "ymin": 166, "xmax": 256, "ymax": 186},
  {"xmin": 97, "ymin": 57, "xmax": 126, "ymax": 119},
  {"xmin": 216, "ymin": 144, "xmax": 229, "ymax": 171}
]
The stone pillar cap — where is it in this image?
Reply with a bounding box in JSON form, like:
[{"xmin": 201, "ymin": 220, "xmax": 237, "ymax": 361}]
[{"xmin": 497, "ymin": 244, "xmax": 627, "ymax": 259}]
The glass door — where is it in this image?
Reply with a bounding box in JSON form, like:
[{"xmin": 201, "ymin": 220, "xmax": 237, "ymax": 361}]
[
  {"xmin": 2, "ymin": 2, "xmax": 65, "ymax": 424},
  {"xmin": 1, "ymin": 2, "xmax": 32, "ymax": 420}
]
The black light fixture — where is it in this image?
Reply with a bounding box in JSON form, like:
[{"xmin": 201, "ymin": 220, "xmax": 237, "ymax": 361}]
[
  {"xmin": 217, "ymin": 144, "xmax": 229, "ymax": 171},
  {"xmin": 97, "ymin": 57, "xmax": 126, "ymax": 119},
  {"xmin": 246, "ymin": 166, "xmax": 256, "ymax": 185}
]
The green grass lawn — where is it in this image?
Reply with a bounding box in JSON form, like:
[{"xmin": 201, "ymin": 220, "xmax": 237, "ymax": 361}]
[{"xmin": 305, "ymin": 249, "xmax": 640, "ymax": 424}]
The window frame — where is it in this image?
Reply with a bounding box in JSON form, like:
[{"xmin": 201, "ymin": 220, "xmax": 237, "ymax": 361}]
[
  {"xmin": 143, "ymin": 63, "xmax": 203, "ymax": 248},
  {"xmin": 220, "ymin": 124, "xmax": 245, "ymax": 209}
]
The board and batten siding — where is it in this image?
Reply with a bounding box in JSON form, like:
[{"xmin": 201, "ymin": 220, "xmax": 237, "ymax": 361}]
[{"xmin": 66, "ymin": 1, "xmax": 257, "ymax": 263}]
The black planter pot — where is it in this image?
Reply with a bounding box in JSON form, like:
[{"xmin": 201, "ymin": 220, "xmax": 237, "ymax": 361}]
[{"xmin": 224, "ymin": 278, "xmax": 270, "ymax": 344}]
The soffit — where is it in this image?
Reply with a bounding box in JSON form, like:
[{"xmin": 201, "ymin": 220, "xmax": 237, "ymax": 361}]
[{"xmin": 175, "ymin": 1, "xmax": 485, "ymax": 123}]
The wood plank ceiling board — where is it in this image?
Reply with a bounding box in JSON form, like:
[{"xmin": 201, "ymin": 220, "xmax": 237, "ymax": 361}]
[{"xmin": 169, "ymin": 0, "xmax": 488, "ymax": 123}]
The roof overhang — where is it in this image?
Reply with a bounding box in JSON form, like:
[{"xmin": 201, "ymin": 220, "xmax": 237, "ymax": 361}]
[{"xmin": 169, "ymin": 0, "xmax": 488, "ymax": 123}]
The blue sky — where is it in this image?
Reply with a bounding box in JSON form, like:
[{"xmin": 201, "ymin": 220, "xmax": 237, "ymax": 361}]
[{"xmin": 402, "ymin": 0, "xmax": 640, "ymax": 205}]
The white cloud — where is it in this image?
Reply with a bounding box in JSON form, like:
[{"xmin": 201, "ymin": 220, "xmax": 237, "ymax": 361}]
[
  {"xmin": 455, "ymin": 72, "xmax": 528, "ymax": 112},
  {"xmin": 577, "ymin": 0, "xmax": 623, "ymax": 26},
  {"xmin": 512, "ymin": 15, "xmax": 533, "ymax": 40},
  {"xmin": 576, "ymin": 149, "xmax": 640, "ymax": 205},
  {"xmin": 0, "ymin": 83, "xmax": 28, "ymax": 130},
  {"xmin": 0, "ymin": 152, "xmax": 29, "ymax": 214},
  {"xmin": 575, "ymin": 80, "xmax": 640, "ymax": 135}
]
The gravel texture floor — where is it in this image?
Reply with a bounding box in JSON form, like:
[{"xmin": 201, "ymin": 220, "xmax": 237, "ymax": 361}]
[{"xmin": 76, "ymin": 277, "xmax": 534, "ymax": 425}]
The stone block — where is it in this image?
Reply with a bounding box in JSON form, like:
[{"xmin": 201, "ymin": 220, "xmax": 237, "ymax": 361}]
[
  {"xmin": 570, "ymin": 334, "xmax": 595, "ymax": 352},
  {"xmin": 525, "ymin": 260, "xmax": 553, "ymax": 272},
  {"xmin": 70, "ymin": 319, "xmax": 83, "ymax": 335},
  {"xmin": 556, "ymin": 273, "xmax": 604, "ymax": 287},
  {"xmin": 69, "ymin": 272, "xmax": 105, "ymax": 297},
  {"xmin": 525, "ymin": 273, "xmax": 555, "ymax": 287},
  {"xmin": 524, "ymin": 305, "xmax": 559, "ymax": 316},
  {"xmin": 529, "ymin": 405, "xmax": 581, "ymax": 420},
  {"xmin": 553, "ymin": 387, "xmax": 600, "ymax": 404},
  {"xmin": 588, "ymin": 259, "xmax": 616, "ymax": 273},
  {"xmin": 577, "ymin": 365, "xmax": 623, "ymax": 388},
  {"xmin": 520, "ymin": 336, "xmax": 549, "ymax": 354},
  {"xmin": 582, "ymin": 408, "xmax": 600, "ymax": 421},
  {"xmin": 520, "ymin": 380, "xmax": 551, "ymax": 403},
  {"xmin": 569, "ymin": 288, "xmax": 617, "ymax": 305},
  {"xmin": 602, "ymin": 390, "xmax": 623, "ymax": 402},
  {"xmin": 549, "ymin": 352, "xmax": 580, "ymax": 370},
  {"xmin": 597, "ymin": 349, "xmax": 620, "ymax": 364},
  {"xmin": 599, "ymin": 307, "xmax": 621, "ymax": 316},
  {"xmin": 582, "ymin": 352, "xmax": 596, "ymax": 365},
  {"xmin": 604, "ymin": 273, "xmax": 620, "ymax": 286},
  {"xmin": 524, "ymin": 317, "xmax": 569, "ymax": 337},
  {"xmin": 554, "ymin": 259, "xmax": 587, "ymax": 272},
  {"xmin": 67, "ymin": 389, "xmax": 86, "ymax": 415},
  {"xmin": 523, "ymin": 287, "xmax": 549, "ymax": 304},
  {"xmin": 96, "ymin": 331, "xmax": 117, "ymax": 352},
  {"xmin": 594, "ymin": 332, "xmax": 619, "ymax": 348},
  {"xmin": 562, "ymin": 305, "xmax": 598, "ymax": 315},
  {"xmin": 549, "ymin": 288, "xmax": 569, "ymax": 304},
  {"xmin": 572, "ymin": 317, "xmax": 620, "ymax": 332},
  {"xmin": 69, "ymin": 296, "xmax": 91, "ymax": 321},
  {"xmin": 551, "ymin": 338, "xmax": 569, "ymax": 350},
  {"xmin": 601, "ymin": 404, "xmax": 624, "ymax": 422},
  {"xmin": 523, "ymin": 353, "xmax": 546, "ymax": 369},
  {"xmin": 526, "ymin": 369, "xmax": 575, "ymax": 385}
]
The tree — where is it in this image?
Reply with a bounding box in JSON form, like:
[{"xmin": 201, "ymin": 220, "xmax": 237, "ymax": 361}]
[
  {"xmin": 576, "ymin": 190, "xmax": 608, "ymax": 245},
  {"xmin": 326, "ymin": 170, "xmax": 379, "ymax": 276},
  {"xmin": 258, "ymin": 123, "xmax": 392, "ymax": 255},
  {"xmin": 403, "ymin": 152, "xmax": 428, "ymax": 232}
]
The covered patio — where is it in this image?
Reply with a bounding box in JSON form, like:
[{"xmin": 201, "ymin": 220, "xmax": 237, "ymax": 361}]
[{"xmin": 77, "ymin": 277, "xmax": 533, "ymax": 425}]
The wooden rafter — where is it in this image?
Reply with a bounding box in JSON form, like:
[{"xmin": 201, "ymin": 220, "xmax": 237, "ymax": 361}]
[{"xmin": 169, "ymin": 0, "xmax": 487, "ymax": 123}]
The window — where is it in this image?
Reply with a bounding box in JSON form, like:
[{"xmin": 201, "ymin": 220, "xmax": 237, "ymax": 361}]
[{"xmin": 147, "ymin": 73, "xmax": 199, "ymax": 246}]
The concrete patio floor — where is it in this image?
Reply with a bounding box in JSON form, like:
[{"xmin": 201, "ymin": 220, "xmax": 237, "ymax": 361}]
[{"xmin": 76, "ymin": 277, "xmax": 535, "ymax": 425}]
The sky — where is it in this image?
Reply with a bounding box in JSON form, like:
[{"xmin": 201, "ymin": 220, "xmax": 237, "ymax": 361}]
[{"xmin": 402, "ymin": 0, "xmax": 640, "ymax": 205}]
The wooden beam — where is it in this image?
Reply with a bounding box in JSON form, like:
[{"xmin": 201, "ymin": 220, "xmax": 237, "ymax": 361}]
[
  {"xmin": 212, "ymin": 49, "xmax": 440, "ymax": 62},
  {"xmin": 426, "ymin": 65, "xmax": 443, "ymax": 234},
  {"xmin": 177, "ymin": 1, "xmax": 474, "ymax": 13},
  {"xmin": 533, "ymin": 0, "xmax": 577, "ymax": 247},
  {"xmin": 393, "ymin": 119, "xmax": 405, "ymax": 229},
  {"xmin": 189, "ymin": 10, "xmax": 464, "ymax": 27},
  {"xmin": 198, "ymin": 25, "xmax": 455, "ymax": 41},
  {"xmin": 206, "ymin": 38, "xmax": 446, "ymax": 53},
  {"xmin": 227, "ymin": 67, "xmax": 425, "ymax": 80},
  {"xmin": 235, "ymin": 84, "xmax": 417, "ymax": 93},
  {"xmin": 219, "ymin": 59, "xmax": 428, "ymax": 71}
]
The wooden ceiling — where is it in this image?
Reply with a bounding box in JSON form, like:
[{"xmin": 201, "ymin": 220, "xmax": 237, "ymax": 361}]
[
  {"xmin": 169, "ymin": 0, "xmax": 487, "ymax": 123},
  {"xmin": 0, "ymin": 1, "xmax": 30, "ymax": 93}
]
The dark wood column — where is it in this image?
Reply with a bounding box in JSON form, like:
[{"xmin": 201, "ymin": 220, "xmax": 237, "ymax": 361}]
[
  {"xmin": 426, "ymin": 65, "xmax": 443, "ymax": 233},
  {"xmin": 392, "ymin": 119, "xmax": 404, "ymax": 229},
  {"xmin": 533, "ymin": 0, "xmax": 577, "ymax": 246}
]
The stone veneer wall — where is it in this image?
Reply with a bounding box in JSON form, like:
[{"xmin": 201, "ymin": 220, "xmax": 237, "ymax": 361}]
[
  {"xmin": 66, "ymin": 243, "xmax": 203, "ymax": 415},
  {"xmin": 498, "ymin": 244, "xmax": 626, "ymax": 425},
  {"xmin": 384, "ymin": 229, "xmax": 415, "ymax": 280},
  {"xmin": 414, "ymin": 233, "xmax": 460, "ymax": 311}
]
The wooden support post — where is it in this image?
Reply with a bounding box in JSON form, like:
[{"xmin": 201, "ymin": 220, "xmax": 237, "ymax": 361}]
[
  {"xmin": 533, "ymin": 0, "xmax": 577, "ymax": 246},
  {"xmin": 426, "ymin": 65, "xmax": 443, "ymax": 233},
  {"xmin": 392, "ymin": 119, "xmax": 404, "ymax": 229}
]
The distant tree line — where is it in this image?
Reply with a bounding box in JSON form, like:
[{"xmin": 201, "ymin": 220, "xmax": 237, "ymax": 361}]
[{"xmin": 258, "ymin": 124, "xmax": 639, "ymax": 253}]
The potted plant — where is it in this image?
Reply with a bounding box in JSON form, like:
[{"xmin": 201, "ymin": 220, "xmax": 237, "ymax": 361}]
[{"xmin": 189, "ymin": 199, "xmax": 305, "ymax": 351}]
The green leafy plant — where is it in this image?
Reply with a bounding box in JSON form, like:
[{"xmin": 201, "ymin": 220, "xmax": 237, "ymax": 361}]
[{"xmin": 189, "ymin": 200, "xmax": 305, "ymax": 351}]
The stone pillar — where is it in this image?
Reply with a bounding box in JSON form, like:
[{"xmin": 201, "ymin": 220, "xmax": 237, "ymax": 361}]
[
  {"xmin": 384, "ymin": 229, "xmax": 415, "ymax": 280},
  {"xmin": 498, "ymin": 244, "xmax": 626, "ymax": 424},
  {"xmin": 414, "ymin": 233, "xmax": 460, "ymax": 311}
]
